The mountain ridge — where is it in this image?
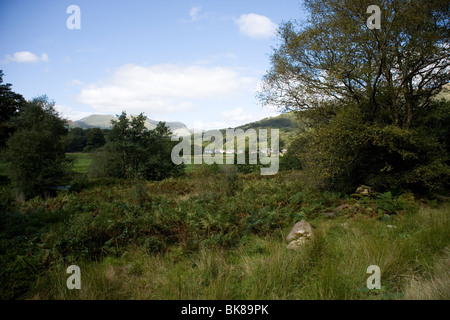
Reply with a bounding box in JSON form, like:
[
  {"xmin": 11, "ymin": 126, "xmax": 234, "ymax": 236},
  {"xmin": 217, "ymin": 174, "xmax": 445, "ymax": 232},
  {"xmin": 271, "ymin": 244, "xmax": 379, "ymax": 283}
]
[
  {"xmin": 68, "ymin": 111, "xmax": 301, "ymax": 142},
  {"xmin": 68, "ymin": 114, "xmax": 192, "ymax": 137}
]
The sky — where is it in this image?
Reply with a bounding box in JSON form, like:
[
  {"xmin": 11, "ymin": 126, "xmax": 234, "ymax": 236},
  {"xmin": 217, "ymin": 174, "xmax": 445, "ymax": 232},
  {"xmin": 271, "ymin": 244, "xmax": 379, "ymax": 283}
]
[{"xmin": 0, "ymin": 0, "xmax": 307, "ymax": 130}]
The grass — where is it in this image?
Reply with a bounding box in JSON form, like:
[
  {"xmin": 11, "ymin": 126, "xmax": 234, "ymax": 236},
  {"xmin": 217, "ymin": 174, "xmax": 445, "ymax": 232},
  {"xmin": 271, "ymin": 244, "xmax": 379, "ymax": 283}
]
[
  {"xmin": 66, "ymin": 153, "xmax": 92, "ymax": 174},
  {"xmin": 0, "ymin": 156, "xmax": 448, "ymax": 300},
  {"xmin": 29, "ymin": 203, "xmax": 449, "ymax": 300}
]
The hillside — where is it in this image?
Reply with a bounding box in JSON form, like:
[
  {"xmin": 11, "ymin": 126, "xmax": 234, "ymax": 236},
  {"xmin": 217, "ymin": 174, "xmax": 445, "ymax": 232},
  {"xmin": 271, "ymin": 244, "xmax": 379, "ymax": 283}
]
[
  {"xmin": 191, "ymin": 111, "xmax": 303, "ymax": 150},
  {"xmin": 69, "ymin": 114, "xmax": 192, "ymax": 137}
]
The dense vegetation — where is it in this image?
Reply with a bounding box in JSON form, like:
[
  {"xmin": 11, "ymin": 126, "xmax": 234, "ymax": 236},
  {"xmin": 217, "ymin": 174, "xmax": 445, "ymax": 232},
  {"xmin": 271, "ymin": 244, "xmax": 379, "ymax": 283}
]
[
  {"xmin": 259, "ymin": 0, "xmax": 450, "ymax": 194},
  {"xmin": 0, "ymin": 0, "xmax": 449, "ymax": 301},
  {"xmin": 0, "ymin": 165, "xmax": 448, "ymax": 299}
]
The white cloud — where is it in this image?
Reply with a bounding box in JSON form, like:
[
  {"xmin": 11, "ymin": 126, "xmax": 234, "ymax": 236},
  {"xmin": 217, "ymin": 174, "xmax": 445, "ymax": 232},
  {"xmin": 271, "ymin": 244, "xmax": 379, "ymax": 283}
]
[
  {"xmin": 181, "ymin": 5, "xmax": 215, "ymax": 23},
  {"xmin": 189, "ymin": 5, "xmax": 202, "ymax": 21},
  {"xmin": 235, "ymin": 13, "xmax": 277, "ymax": 39},
  {"xmin": 77, "ymin": 63, "xmax": 256, "ymax": 115},
  {"xmin": 55, "ymin": 104, "xmax": 93, "ymax": 121},
  {"xmin": 3, "ymin": 51, "xmax": 49, "ymax": 63}
]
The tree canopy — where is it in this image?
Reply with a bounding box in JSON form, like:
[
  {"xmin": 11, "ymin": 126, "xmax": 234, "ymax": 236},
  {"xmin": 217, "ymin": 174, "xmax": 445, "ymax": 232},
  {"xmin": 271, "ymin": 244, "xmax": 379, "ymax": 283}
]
[
  {"xmin": 260, "ymin": 0, "xmax": 449, "ymax": 129},
  {"xmin": 260, "ymin": 0, "xmax": 450, "ymax": 193},
  {"xmin": 89, "ymin": 111, "xmax": 184, "ymax": 180},
  {"xmin": 0, "ymin": 70, "xmax": 26, "ymax": 149},
  {"xmin": 5, "ymin": 96, "xmax": 71, "ymax": 198}
]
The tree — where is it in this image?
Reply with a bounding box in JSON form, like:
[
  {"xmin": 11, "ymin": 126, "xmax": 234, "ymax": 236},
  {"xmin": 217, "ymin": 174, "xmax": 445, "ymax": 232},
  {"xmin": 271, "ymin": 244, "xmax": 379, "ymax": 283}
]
[
  {"xmin": 5, "ymin": 96, "xmax": 71, "ymax": 198},
  {"xmin": 89, "ymin": 111, "xmax": 184, "ymax": 180},
  {"xmin": 0, "ymin": 70, "xmax": 26, "ymax": 149},
  {"xmin": 259, "ymin": 0, "xmax": 450, "ymax": 193},
  {"xmin": 260, "ymin": 0, "xmax": 449, "ymax": 128},
  {"xmin": 84, "ymin": 128, "xmax": 106, "ymax": 152},
  {"xmin": 66, "ymin": 127, "xmax": 87, "ymax": 152}
]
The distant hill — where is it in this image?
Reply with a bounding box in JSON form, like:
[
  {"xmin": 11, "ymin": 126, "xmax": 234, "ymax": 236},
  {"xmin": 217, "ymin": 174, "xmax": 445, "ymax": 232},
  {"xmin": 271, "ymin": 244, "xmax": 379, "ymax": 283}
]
[
  {"xmin": 235, "ymin": 111, "xmax": 301, "ymax": 132},
  {"xmin": 69, "ymin": 114, "xmax": 192, "ymax": 137},
  {"xmin": 68, "ymin": 111, "xmax": 304, "ymax": 145},
  {"xmin": 191, "ymin": 112, "xmax": 303, "ymax": 149}
]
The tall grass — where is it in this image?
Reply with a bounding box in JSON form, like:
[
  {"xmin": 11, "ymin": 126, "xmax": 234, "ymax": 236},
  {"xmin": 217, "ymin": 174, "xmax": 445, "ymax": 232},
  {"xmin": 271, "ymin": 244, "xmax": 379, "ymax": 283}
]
[{"xmin": 28, "ymin": 203, "xmax": 449, "ymax": 300}]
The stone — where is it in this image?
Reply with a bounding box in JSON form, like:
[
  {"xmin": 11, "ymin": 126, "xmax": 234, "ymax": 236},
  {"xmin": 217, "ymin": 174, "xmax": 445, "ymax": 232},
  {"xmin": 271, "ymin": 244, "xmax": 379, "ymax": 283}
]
[
  {"xmin": 286, "ymin": 238, "xmax": 309, "ymax": 250},
  {"xmin": 286, "ymin": 220, "xmax": 313, "ymax": 249},
  {"xmin": 356, "ymin": 185, "xmax": 372, "ymax": 195},
  {"xmin": 336, "ymin": 204, "xmax": 350, "ymax": 211}
]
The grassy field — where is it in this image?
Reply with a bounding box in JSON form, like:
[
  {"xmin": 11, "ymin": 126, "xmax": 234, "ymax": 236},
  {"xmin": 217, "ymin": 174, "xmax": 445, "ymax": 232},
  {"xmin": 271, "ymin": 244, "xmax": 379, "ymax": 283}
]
[
  {"xmin": 31, "ymin": 203, "xmax": 449, "ymax": 300},
  {"xmin": 0, "ymin": 162, "xmax": 448, "ymax": 300},
  {"xmin": 66, "ymin": 153, "xmax": 92, "ymax": 174}
]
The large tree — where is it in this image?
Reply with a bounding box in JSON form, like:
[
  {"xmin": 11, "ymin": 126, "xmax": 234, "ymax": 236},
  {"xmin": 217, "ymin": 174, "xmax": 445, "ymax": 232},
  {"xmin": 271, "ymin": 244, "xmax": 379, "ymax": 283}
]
[
  {"xmin": 260, "ymin": 0, "xmax": 450, "ymax": 192},
  {"xmin": 89, "ymin": 111, "xmax": 184, "ymax": 180},
  {"xmin": 260, "ymin": 0, "xmax": 449, "ymax": 129},
  {"xmin": 5, "ymin": 96, "xmax": 71, "ymax": 198},
  {"xmin": 0, "ymin": 70, "xmax": 26, "ymax": 149}
]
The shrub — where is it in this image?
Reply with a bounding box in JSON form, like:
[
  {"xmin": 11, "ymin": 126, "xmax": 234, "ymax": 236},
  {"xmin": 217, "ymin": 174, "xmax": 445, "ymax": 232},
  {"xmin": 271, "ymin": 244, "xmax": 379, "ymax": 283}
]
[{"xmin": 5, "ymin": 96, "xmax": 72, "ymax": 199}]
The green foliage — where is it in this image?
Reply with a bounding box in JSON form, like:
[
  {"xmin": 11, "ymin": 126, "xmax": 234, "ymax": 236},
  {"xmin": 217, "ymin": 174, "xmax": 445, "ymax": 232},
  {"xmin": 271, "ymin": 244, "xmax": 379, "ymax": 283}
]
[
  {"xmin": 260, "ymin": 0, "xmax": 450, "ymax": 194},
  {"xmin": 66, "ymin": 127, "xmax": 87, "ymax": 152},
  {"xmin": 279, "ymin": 133, "xmax": 310, "ymax": 171},
  {"xmin": 297, "ymin": 100, "xmax": 450, "ymax": 193},
  {"xmin": 83, "ymin": 128, "xmax": 106, "ymax": 152},
  {"xmin": 89, "ymin": 111, "xmax": 184, "ymax": 180},
  {"xmin": 375, "ymin": 192, "xmax": 418, "ymax": 216},
  {"xmin": 0, "ymin": 168, "xmax": 447, "ymax": 300},
  {"xmin": 0, "ymin": 70, "xmax": 26, "ymax": 149},
  {"xmin": 4, "ymin": 96, "xmax": 72, "ymax": 199}
]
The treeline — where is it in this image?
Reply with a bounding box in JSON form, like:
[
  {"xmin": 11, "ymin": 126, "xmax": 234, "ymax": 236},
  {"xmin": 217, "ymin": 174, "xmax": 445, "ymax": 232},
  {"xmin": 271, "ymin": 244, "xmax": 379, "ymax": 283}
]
[
  {"xmin": 261, "ymin": 0, "xmax": 450, "ymax": 195},
  {"xmin": 0, "ymin": 70, "xmax": 184, "ymax": 199},
  {"xmin": 66, "ymin": 127, "xmax": 107, "ymax": 153}
]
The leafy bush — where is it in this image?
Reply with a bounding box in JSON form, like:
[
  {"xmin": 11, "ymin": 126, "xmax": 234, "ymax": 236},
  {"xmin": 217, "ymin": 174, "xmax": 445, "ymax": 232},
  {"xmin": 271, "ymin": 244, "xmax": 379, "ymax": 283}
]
[
  {"xmin": 88, "ymin": 112, "xmax": 185, "ymax": 181},
  {"xmin": 5, "ymin": 96, "xmax": 72, "ymax": 199},
  {"xmin": 299, "ymin": 100, "xmax": 450, "ymax": 194}
]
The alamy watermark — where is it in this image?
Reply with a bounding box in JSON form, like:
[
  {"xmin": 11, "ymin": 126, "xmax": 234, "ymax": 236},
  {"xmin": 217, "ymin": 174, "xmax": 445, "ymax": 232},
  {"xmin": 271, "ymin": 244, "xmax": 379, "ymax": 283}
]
[
  {"xmin": 171, "ymin": 128, "xmax": 280, "ymax": 175},
  {"xmin": 66, "ymin": 5, "xmax": 81, "ymax": 30},
  {"xmin": 366, "ymin": 265, "xmax": 381, "ymax": 290},
  {"xmin": 366, "ymin": 5, "xmax": 381, "ymax": 30},
  {"xmin": 66, "ymin": 265, "xmax": 81, "ymax": 289}
]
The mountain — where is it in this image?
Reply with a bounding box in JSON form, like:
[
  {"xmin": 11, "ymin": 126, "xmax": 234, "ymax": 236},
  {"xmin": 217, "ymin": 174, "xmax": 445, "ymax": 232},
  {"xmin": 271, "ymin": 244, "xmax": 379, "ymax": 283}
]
[
  {"xmin": 70, "ymin": 114, "xmax": 192, "ymax": 137},
  {"xmin": 69, "ymin": 112, "xmax": 303, "ymax": 143},
  {"xmin": 191, "ymin": 112, "xmax": 303, "ymax": 149}
]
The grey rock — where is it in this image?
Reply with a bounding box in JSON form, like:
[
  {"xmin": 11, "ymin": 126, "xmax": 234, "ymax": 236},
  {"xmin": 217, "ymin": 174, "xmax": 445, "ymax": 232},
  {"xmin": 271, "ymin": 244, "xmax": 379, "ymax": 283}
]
[{"xmin": 286, "ymin": 220, "xmax": 313, "ymax": 250}]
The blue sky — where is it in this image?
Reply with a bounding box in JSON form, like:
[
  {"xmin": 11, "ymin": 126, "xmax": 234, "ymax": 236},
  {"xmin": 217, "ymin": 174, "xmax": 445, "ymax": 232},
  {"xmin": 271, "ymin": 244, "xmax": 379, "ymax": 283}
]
[{"xmin": 0, "ymin": 0, "xmax": 307, "ymax": 130}]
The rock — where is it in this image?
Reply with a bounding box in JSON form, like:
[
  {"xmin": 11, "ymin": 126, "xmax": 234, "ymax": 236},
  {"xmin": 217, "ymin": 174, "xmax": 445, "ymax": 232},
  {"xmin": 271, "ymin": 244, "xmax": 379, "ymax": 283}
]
[
  {"xmin": 286, "ymin": 238, "xmax": 309, "ymax": 250},
  {"xmin": 352, "ymin": 185, "xmax": 377, "ymax": 199},
  {"xmin": 356, "ymin": 185, "xmax": 372, "ymax": 195},
  {"xmin": 286, "ymin": 220, "xmax": 313, "ymax": 250},
  {"xmin": 386, "ymin": 225, "xmax": 397, "ymax": 229},
  {"xmin": 335, "ymin": 204, "xmax": 350, "ymax": 211}
]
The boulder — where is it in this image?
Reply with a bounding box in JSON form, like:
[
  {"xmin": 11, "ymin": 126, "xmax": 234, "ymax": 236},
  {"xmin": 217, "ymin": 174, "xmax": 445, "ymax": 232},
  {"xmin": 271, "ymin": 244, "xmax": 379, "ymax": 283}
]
[
  {"xmin": 351, "ymin": 185, "xmax": 379, "ymax": 199},
  {"xmin": 286, "ymin": 220, "xmax": 313, "ymax": 250},
  {"xmin": 336, "ymin": 204, "xmax": 350, "ymax": 211},
  {"xmin": 356, "ymin": 185, "xmax": 372, "ymax": 195}
]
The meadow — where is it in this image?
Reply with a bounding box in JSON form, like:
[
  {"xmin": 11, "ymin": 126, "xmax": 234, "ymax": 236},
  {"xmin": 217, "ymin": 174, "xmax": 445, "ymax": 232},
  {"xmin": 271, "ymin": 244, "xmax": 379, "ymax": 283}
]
[{"xmin": 0, "ymin": 153, "xmax": 448, "ymax": 300}]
